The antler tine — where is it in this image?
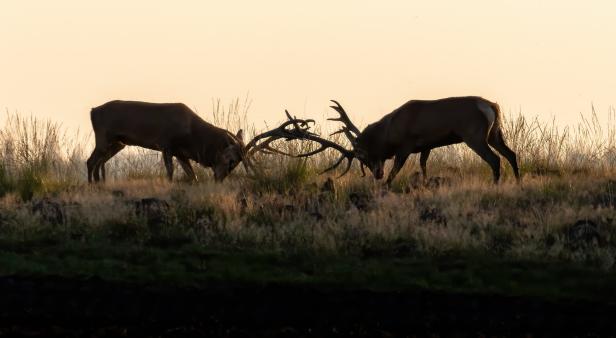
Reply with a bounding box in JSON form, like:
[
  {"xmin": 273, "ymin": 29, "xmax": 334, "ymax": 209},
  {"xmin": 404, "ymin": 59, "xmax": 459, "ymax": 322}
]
[
  {"xmin": 285, "ymin": 110, "xmax": 316, "ymax": 135},
  {"xmin": 296, "ymin": 145, "xmax": 327, "ymax": 158},
  {"xmin": 330, "ymin": 126, "xmax": 357, "ymax": 143},
  {"xmin": 246, "ymin": 119, "xmax": 302, "ymax": 147},
  {"xmin": 285, "ymin": 110, "xmax": 302, "ymax": 131},
  {"xmin": 244, "ymin": 111, "xmax": 317, "ymax": 157},
  {"xmin": 337, "ymin": 157, "xmax": 354, "ymax": 177},
  {"xmin": 289, "ymin": 128, "xmax": 356, "ymax": 178},
  {"xmin": 327, "ymin": 99, "xmax": 361, "ymax": 141},
  {"xmin": 319, "ymin": 153, "xmax": 354, "ymax": 178},
  {"xmin": 319, "ymin": 154, "xmax": 347, "ymax": 174},
  {"xmin": 247, "ymin": 136, "xmax": 296, "ymax": 157},
  {"xmin": 291, "ymin": 129, "xmax": 354, "ymax": 158}
]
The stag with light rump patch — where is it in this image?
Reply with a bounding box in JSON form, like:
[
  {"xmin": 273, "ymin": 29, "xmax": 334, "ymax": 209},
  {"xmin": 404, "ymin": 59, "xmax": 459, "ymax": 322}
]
[{"xmin": 265, "ymin": 96, "xmax": 520, "ymax": 186}]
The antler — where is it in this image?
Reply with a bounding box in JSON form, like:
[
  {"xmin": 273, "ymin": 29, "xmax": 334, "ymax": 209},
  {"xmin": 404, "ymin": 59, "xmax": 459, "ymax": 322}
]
[
  {"xmin": 244, "ymin": 110, "xmax": 357, "ymax": 177},
  {"xmin": 292, "ymin": 129, "xmax": 356, "ymax": 177},
  {"xmin": 328, "ymin": 100, "xmax": 361, "ymax": 143},
  {"xmin": 244, "ymin": 111, "xmax": 316, "ymax": 158}
]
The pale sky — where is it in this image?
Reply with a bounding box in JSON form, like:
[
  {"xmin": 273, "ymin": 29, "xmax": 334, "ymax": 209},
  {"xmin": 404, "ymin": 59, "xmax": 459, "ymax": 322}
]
[{"xmin": 1, "ymin": 1, "xmax": 615, "ymax": 132}]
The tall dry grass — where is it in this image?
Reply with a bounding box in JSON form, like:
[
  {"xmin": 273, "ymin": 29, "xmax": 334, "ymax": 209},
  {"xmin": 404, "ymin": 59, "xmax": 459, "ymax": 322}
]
[
  {"xmin": 0, "ymin": 113, "xmax": 87, "ymax": 199},
  {"xmin": 1, "ymin": 101, "xmax": 613, "ymax": 193},
  {"xmin": 0, "ymin": 100, "xmax": 614, "ymax": 267}
]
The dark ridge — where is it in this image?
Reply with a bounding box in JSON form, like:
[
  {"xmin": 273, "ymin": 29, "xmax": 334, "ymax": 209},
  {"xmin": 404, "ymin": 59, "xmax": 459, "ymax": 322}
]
[{"xmin": 1, "ymin": 275, "xmax": 615, "ymax": 337}]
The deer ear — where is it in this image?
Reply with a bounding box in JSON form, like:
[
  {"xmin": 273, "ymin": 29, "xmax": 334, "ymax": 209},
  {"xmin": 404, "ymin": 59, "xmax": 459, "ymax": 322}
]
[{"xmin": 236, "ymin": 129, "xmax": 244, "ymax": 142}]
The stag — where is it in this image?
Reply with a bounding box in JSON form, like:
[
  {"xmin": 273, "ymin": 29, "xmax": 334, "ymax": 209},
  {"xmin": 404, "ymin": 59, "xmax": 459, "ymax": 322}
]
[
  {"xmin": 87, "ymin": 100, "xmax": 314, "ymax": 183},
  {"xmin": 267, "ymin": 97, "xmax": 520, "ymax": 185},
  {"xmin": 87, "ymin": 100, "xmax": 249, "ymax": 183}
]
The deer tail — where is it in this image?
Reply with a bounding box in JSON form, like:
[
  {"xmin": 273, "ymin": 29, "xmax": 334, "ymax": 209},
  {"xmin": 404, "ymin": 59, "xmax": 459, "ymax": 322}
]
[{"xmin": 488, "ymin": 101, "xmax": 504, "ymax": 138}]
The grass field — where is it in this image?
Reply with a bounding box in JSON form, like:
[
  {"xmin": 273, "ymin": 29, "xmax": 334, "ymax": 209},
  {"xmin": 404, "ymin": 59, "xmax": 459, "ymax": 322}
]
[{"xmin": 0, "ymin": 101, "xmax": 615, "ymax": 306}]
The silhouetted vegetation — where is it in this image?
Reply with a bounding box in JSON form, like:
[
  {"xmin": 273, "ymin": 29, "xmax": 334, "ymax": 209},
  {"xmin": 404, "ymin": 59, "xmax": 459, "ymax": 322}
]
[{"xmin": 0, "ymin": 101, "xmax": 614, "ymax": 302}]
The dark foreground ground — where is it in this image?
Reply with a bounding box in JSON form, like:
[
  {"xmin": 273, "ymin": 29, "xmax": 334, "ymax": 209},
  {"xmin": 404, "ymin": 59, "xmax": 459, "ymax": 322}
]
[{"xmin": 1, "ymin": 276, "xmax": 615, "ymax": 337}]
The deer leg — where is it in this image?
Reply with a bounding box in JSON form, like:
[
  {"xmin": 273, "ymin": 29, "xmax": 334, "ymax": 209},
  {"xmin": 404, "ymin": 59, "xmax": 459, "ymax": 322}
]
[
  {"xmin": 177, "ymin": 157, "xmax": 198, "ymax": 182},
  {"xmin": 464, "ymin": 138, "xmax": 501, "ymax": 184},
  {"xmin": 89, "ymin": 133, "xmax": 111, "ymax": 183},
  {"xmin": 100, "ymin": 163, "xmax": 106, "ymax": 182},
  {"xmin": 162, "ymin": 151, "xmax": 174, "ymax": 181},
  {"xmin": 96, "ymin": 143, "xmax": 125, "ymax": 182},
  {"xmin": 87, "ymin": 149, "xmax": 103, "ymax": 183},
  {"xmin": 488, "ymin": 131, "xmax": 520, "ymax": 182},
  {"xmin": 419, "ymin": 149, "xmax": 431, "ymax": 180},
  {"xmin": 386, "ymin": 153, "xmax": 410, "ymax": 186}
]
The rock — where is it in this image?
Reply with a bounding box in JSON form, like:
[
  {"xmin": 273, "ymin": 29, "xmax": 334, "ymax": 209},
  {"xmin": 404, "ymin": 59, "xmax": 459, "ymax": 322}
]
[
  {"xmin": 195, "ymin": 211, "xmax": 214, "ymax": 225},
  {"xmin": 133, "ymin": 198, "xmax": 170, "ymax": 226},
  {"xmin": 111, "ymin": 190, "xmax": 125, "ymax": 198},
  {"xmin": 419, "ymin": 207, "xmax": 447, "ymax": 225},
  {"xmin": 31, "ymin": 198, "xmax": 64, "ymax": 225},
  {"xmin": 349, "ymin": 192, "xmax": 374, "ymax": 212},
  {"xmin": 567, "ymin": 219, "xmax": 604, "ymax": 249}
]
